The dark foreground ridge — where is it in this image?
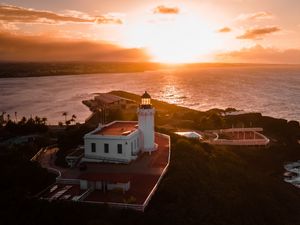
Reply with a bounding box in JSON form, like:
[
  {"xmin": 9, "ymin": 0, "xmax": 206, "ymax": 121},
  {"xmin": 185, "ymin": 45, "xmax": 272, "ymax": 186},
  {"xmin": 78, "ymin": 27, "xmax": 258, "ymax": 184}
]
[{"xmin": 1, "ymin": 91, "xmax": 300, "ymax": 225}]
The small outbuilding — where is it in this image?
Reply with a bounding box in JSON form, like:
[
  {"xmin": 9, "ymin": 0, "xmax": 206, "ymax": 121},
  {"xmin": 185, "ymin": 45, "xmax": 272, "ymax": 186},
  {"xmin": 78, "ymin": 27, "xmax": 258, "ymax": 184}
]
[{"xmin": 175, "ymin": 131, "xmax": 202, "ymax": 140}]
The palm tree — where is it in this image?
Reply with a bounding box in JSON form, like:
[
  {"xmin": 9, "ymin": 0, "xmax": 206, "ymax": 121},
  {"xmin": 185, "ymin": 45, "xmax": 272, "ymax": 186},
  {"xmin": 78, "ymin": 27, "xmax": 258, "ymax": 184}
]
[
  {"xmin": 35, "ymin": 116, "xmax": 42, "ymax": 124},
  {"xmin": 71, "ymin": 114, "xmax": 77, "ymax": 124},
  {"xmin": 20, "ymin": 116, "xmax": 27, "ymax": 124},
  {"xmin": 66, "ymin": 120, "xmax": 71, "ymax": 126},
  {"xmin": 62, "ymin": 112, "xmax": 68, "ymax": 124},
  {"xmin": 7, "ymin": 114, "xmax": 10, "ymax": 122},
  {"xmin": 42, "ymin": 117, "xmax": 47, "ymax": 125},
  {"xmin": 0, "ymin": 112, "xmax": 5, "ymax": 125}
]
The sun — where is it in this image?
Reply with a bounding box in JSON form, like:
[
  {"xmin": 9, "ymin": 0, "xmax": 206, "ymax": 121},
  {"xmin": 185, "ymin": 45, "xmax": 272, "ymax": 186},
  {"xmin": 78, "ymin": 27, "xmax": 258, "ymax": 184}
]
[{"xmin": 123, "ymin": 11, "xmax": 219, "ymax": 63}]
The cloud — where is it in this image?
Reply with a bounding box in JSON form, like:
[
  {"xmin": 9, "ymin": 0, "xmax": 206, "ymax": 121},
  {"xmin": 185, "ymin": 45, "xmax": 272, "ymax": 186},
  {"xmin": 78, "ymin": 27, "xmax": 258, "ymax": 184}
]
[
  {"xmin": 95, "ymin": 15, "xmax": 122, "ymax": 24},
  {"xmin": 237, "ymin": 26, "xmax": 280, "ymax": 39},
  {"xmin": 153, "ymin": 5, "xmax": 179, "ymax": 14},
  {"xmin": 218, "ymin": 27, "xmax": 231, "ymax": 33},
  {"xmin": 216, "ymin": 45, "xmax": 300, "ymax": 64},
  {"xmin": 0, "ymin": 31, "xmax": 149, "ymax": 62},
  {"xmin": 237, "ymin": 11, "xmax": 273, "ymax": 21},
  {"xmin": 0, "ymin": 21, "xmax": 18, "ymax": 31},
  {"xmin": 0, "ymin": 3, "xmax": 123, "ymax": 24}
]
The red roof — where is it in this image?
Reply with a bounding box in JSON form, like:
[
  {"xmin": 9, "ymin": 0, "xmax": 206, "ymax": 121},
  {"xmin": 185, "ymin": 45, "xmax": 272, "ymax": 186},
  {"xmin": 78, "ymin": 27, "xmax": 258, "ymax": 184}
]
[{"xmin": 93, "ymin": 121, "xmax": 138, "ymax": 136}]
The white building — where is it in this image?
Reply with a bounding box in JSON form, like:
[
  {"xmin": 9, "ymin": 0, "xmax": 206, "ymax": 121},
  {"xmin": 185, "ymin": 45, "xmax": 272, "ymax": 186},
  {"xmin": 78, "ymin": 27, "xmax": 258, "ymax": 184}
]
[
  {"xmin": 82, "ymin": 91, "xmax": 157, "ymax": 164},
  {"xmin": 175, "ymin": 131, "xmax": 202, "ymax": 140}
]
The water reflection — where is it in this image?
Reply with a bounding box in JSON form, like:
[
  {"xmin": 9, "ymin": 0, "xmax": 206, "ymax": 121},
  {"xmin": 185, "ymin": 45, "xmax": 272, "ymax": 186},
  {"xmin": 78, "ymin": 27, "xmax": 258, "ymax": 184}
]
[{"xmin": 0, "ymin": 66, "xmax": 299, "ymax": 124}]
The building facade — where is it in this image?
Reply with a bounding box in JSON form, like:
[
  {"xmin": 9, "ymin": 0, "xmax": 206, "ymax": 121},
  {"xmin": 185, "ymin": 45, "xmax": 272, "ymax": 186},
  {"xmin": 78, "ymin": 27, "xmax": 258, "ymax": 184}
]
[{"xmin": 82, "ymin": 91, "xmax": 156, "ymax": 164}]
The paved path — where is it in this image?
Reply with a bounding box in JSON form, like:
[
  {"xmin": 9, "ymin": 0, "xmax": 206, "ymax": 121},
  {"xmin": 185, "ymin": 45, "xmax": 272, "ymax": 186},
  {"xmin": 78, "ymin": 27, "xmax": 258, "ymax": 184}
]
[{"xmin": 38, "ymin": 147, "xmax": 65, "ymax": 177}]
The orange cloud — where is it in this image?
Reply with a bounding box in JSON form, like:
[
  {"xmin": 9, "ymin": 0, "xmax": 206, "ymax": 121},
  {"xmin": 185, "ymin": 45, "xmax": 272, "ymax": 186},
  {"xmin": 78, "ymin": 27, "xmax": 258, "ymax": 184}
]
[
  {"xmin": 0, "ymin": 31, "xmax": 149, "ymax": 62},
  {"xmin": 0, "ymin": 4, "xmax": 123, "ymax": 24},
  {"xmin": 218, "ymin": 27, "xmax": 231, "ymax": 33},
  {"xmin": 95, "ymin": 15, "xmax": 122, "ymax": 24},
  {"xmin": 153, "ymin": 5, "xmax": 179, "ymax": 14},
  {"xmin": 237, "ymin": 26, "xmax": 280, "ymax": 39},
  {"xmin": 216, "ymin": 45, "xmax": 300, "ymax": 64},
  {"xmin": 237, "ymin": 11, "xmax": 273, "ymax": 21}
]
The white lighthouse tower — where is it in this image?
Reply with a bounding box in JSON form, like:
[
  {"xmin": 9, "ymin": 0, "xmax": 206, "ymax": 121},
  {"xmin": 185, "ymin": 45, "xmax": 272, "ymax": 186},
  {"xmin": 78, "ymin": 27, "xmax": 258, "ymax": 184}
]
[{"xmin": 138, "ymin": 91, "xmax": 156, "ymax": 152}]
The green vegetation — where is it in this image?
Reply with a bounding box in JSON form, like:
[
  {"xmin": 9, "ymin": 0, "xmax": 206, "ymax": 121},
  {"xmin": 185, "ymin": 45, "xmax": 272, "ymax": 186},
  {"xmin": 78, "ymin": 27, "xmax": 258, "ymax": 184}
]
[
  {"xmin": 55, "ymin": 123, "xmax": 95, "ymax": 167},
  {"xmin": 110, "ymin": 91, "xmax": 300, "ymax": 136},
  {"xmin": 0, "ymin": 121, "xmax": 56, "ymax": 224},
  {"xmin": 1, "ymin": 91, "xmax": 300, "ymax": 225},
  {"xmin": 4, "ymin": 133, "xmax": 300, "ymax": 225},
  {"xmin": 149, "ymin": 135, "xmax": 300, "ymax": 225},
  {"xmin": 1, "ymin": 117, "xmax": 48, "ymax": 137}
]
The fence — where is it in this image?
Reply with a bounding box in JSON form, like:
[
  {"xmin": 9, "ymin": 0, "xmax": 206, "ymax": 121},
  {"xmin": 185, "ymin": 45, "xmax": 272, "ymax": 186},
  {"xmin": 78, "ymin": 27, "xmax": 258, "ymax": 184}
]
[
  {"xmin": 142, "ymin": 132, "xmax": 171, "ymax": 211},
  {"xmin": 30, "ymin": 144, "xmax": 57, "ymax": 162},
  {"xmin": 30, "ymin": 147, "xmax": 45, "ymax": 161},
  {"xmin": 56, "ymin": 178, "xmax": 80, "ymax": 185},
  {"xmin": 208, "ymin": 138, "xmax": 269, "ymax": 146}
]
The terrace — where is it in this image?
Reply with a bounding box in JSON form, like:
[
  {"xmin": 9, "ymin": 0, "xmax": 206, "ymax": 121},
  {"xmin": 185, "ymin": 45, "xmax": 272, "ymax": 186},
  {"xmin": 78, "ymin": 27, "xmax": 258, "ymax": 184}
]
[
  {"xmin": 39, "ymin": 132, "xmax": 170, "ymax": 211},
  {"xmin": 40, "ymin": 183, "xmax": 87, "ymax": 201},
  {"xmin": 203, "ymin": 128, "xmax": 270, "ymax": 146}
]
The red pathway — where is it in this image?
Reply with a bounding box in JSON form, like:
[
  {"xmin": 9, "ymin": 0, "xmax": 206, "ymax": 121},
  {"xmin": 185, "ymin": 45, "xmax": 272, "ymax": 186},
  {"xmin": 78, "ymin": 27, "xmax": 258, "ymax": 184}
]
[{"xmin": 39, "ymin": 133, "xmax": 170, "ymax": 206}]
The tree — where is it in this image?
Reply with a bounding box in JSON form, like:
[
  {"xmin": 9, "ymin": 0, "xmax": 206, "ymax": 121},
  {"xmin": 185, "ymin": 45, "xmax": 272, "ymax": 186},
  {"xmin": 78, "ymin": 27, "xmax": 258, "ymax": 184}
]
[
  {"xmin": 0, "ymin": 112, "xmax": 6, "ymax": 125},
  {"xmin": 62, "ymin": 112, "xmax": 68, "ymax": 124},
  {"xmin": 19, "ymin": 116, "xmax": 27, "ymax": 125},
  {"xmin": 41, "ymin": 117, "xmax": 47, "ymax": 125},
  {"xmin": 14, "ymin": 112, "xmax": 18, "ymax": 122},
  {"xmin": 66, "ymin": 120, "xmax": 71, "ymax": 126},
  {"xmin": 34, "ymin": 116, "xmax": 42, "ymax": 125},
  {"xmin": 71, "ymin": 114, "xmax": 77, "ymax": 124}
]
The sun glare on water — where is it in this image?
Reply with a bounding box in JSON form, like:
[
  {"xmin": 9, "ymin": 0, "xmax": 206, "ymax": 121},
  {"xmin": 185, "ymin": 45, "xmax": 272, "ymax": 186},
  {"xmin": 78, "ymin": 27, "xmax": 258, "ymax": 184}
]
[{"xmin": 125, "ymin": 12, "xmax": 219, "ymax": 63}]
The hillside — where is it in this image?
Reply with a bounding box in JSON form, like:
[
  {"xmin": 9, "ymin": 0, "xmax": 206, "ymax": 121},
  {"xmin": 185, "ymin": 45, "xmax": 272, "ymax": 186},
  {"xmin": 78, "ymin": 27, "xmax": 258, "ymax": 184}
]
[{"xmin": 1, "ymin": 91, "xmax": 300, "ymax": 225}]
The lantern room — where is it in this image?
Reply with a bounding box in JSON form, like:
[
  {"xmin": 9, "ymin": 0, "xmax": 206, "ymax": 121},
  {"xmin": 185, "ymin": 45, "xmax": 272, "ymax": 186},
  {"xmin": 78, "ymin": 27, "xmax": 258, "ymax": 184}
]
[{"xmin": 141, "ymin": 91, "xmax": 152, "ymax": 108}]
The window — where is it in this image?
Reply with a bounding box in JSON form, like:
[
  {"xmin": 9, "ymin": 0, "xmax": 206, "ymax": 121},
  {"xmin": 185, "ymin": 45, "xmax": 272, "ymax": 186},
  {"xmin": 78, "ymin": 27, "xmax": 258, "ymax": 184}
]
[
  {"xmin": 91, "ymin": 143, "xmax": 96, "ymax": 153},
  {"xmin": 134, "ymin": 139, "xmax": 137, "ymax": 149},
  {"xmin": 131, "ymin": 142, "xmax": 133, "ymax": 153},
  {"xmin": 117, "ymin": 144, "xmax": 122, "ymax": 154},
  {"xmin": 104, "ymin": 143, "xmax": 109, "ymax": 153}
]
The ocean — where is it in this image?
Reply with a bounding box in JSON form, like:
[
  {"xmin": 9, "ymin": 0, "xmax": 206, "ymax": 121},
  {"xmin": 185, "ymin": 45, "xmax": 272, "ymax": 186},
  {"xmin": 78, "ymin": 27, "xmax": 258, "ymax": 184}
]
[{"xmin": 0, "ymin": 65, "xmax": 299, "ymax": 124}]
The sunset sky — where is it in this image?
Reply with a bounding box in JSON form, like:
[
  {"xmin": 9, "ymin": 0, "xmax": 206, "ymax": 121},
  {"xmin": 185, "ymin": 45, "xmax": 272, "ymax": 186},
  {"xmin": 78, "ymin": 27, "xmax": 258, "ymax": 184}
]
[{"xmin": 1, "ymin": 0, "xmax": 300, "ymax": 63}]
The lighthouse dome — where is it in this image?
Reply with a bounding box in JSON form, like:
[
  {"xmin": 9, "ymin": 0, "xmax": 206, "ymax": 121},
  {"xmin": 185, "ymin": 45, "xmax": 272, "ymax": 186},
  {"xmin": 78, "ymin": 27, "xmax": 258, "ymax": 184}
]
[{"xmin": 142, "ymin": 91, "xmax": 151, "ymax": 99}]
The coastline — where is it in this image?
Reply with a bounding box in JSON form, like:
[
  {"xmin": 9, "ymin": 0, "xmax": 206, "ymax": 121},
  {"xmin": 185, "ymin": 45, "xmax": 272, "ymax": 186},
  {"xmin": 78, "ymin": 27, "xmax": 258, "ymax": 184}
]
[
  {"xmin": 1, "ymin": 90, "xmax": 300, "ymax": 225},
  {"xmin": 1, "ymin": 61, "xmax": 299, "ymax": 78},
  {"xmin": 0, "ymin": 62, "xmax": 163, "ymax": 78}
]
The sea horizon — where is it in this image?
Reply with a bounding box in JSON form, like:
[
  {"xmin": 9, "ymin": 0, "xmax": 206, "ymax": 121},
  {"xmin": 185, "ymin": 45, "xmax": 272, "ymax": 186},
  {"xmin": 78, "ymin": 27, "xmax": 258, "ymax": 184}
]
[{"xmin": 1, "ymin": 65, "xmax": 299, "ymax": 124}]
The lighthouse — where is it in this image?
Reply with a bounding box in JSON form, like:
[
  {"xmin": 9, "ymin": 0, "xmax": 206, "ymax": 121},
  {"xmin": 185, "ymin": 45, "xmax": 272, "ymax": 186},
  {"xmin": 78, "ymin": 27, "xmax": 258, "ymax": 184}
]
[{"xmin": 137, "ymin": 91, "xmax": 156, "ymax": 152}]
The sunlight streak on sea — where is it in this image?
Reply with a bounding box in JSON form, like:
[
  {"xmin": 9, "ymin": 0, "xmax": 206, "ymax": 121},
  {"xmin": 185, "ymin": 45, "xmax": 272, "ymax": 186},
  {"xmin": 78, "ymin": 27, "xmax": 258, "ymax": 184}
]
[{"xmin": 0, "ymin": 65, "xmax": 299, "ymax": 124}]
